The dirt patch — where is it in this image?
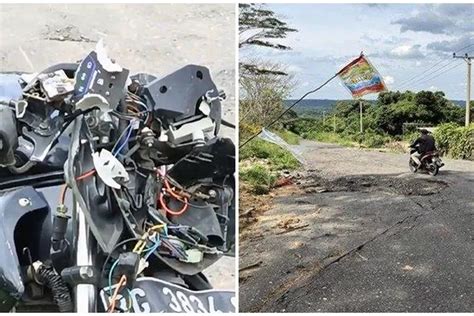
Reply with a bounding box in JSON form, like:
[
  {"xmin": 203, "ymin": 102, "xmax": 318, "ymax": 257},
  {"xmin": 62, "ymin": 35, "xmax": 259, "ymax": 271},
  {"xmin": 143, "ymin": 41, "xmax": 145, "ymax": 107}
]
[
  {"xmin": 239, "ymin": 182, "xmax": 305, "ymax": 240},
  {"xmin": 42, "ymin": 25, "xmax": 96, "ymax": 43},
  {"xmin": 300, "ymin": 170, "xmax": 448, "ymax": 196}
]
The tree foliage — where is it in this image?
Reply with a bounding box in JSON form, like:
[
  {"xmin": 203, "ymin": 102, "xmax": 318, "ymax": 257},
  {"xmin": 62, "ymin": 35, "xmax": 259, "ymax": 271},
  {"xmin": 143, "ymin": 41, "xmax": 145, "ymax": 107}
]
[
  {"xmin": 239, "ymin": 3, "xmax": 297, "ymax": 76},
  {"xmin": 239, "ymin": 62, "xmax": 296, "ymax": 140},
  {"xmin": 288, "ymin": 90, "xmax": 466, "ymax": 149}
]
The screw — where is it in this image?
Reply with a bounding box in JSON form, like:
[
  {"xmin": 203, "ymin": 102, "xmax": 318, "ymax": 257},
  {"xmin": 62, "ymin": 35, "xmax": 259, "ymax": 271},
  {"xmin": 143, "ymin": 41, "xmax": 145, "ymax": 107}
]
[
  {"xmin": 19, "ymin": 198, "xmax": 31, "ymax": 207},
  {"xmin": 208, "ymin": 189, "xmax": 217, "ymax": 198},
  {"xmin": 80, "ymin": 266, "xmax": 94, "ymax": 279},
  {"xmin": 39, "ymin": 122, "xmax": 48, "ymax": 130}
]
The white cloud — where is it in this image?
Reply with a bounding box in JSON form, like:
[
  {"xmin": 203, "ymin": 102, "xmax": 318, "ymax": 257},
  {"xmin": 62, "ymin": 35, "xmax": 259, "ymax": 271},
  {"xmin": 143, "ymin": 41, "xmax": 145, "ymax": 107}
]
[
  {"xmin": 287, "ymin": 64, "xmax": 303, "ymax": 73},
  {"xmin": 383, "ymin": 75, "xmax": 394, "ymax": 85},
  {"xmin": 389, "ymin": 44, "xmax": 424, "ymax": 59}
]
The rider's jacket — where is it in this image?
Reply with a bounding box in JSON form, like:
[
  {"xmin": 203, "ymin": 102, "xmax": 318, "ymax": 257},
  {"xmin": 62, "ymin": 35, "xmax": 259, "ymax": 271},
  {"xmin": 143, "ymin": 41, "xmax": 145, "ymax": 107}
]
[{"xmin": 411, "ymin": 134, "xmax": 437, "ymax": 154}]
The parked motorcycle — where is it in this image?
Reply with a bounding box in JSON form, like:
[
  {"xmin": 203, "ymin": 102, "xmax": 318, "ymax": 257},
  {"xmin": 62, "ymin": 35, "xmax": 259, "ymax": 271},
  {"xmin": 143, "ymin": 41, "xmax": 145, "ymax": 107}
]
[
  {"xmin": 0, "ymin": 41, "xmax": 235, "ymax": 312},
  {"xmin": 409, "ymin": 146, "xmax": 444, "ymax": 176}
]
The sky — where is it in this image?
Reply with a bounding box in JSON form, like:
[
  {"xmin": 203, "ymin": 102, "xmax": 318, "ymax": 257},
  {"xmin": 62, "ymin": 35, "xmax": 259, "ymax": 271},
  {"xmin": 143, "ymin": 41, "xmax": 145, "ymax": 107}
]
[{"xmin": 240, "ymin": 3, "xmax": 474, "ymax": 100}]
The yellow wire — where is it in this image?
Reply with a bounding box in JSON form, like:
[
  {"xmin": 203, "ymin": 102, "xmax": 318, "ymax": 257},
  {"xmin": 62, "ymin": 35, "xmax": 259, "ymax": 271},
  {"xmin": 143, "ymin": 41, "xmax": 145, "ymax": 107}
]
[{"xmin": 132, "ymin": 224, "xmax": 166, "ymax": 254}]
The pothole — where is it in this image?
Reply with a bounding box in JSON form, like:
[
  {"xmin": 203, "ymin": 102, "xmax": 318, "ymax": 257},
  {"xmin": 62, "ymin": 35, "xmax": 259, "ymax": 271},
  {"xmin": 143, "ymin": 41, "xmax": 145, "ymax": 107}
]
[{"xmin": 301, "ymin": 172, "xmax": 448, "ymax": 196}]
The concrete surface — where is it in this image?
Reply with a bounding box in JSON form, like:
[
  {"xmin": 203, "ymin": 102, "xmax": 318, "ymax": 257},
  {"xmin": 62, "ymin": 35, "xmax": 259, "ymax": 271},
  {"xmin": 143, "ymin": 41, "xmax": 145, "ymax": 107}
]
[
  {"xmin": 240, "ymin": 139, "xmax": 474, "ymax": 312},
  {"xmin": 0, "ymin": 3, "xmax": 236, "ymax": 291}
]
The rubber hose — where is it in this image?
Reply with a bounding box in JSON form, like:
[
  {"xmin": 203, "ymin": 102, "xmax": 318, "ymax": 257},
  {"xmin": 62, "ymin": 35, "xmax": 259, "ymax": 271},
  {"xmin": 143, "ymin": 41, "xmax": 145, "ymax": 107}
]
[{"xmin": 36, "ymin": 264, "xmax": 73, "ymax": 312}]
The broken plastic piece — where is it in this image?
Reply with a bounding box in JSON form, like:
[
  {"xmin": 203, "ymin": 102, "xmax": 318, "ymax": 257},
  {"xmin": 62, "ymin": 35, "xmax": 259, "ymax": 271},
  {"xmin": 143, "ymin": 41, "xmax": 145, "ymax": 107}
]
[
  {"xmin": 14, "ymin": 100, "xmax": 28, "ymax": 119},
  {"xmin": 137, "ymin": 258, "xmax": 149, "ymax": 275},
  {"xmin": 38, "ymin": 70, "xmax": 75, "ymax": 101},
  {"xmin": 73, "ymin": 40, "xmax": 129, "ymax": 109},
  {"xmin": 179, "ymin": 249, "xmax": 203, "ymax": 263},
  {"xmin": 92, "ymin": 149, "xmax": 129, "ymax": 189},
  {"xmin": 167, "ymin": 117, "xmax": 215, "ymax": 145},
  {"xmin": 95, "ymin": 39, "xmax": 123, "ymax": 73}
]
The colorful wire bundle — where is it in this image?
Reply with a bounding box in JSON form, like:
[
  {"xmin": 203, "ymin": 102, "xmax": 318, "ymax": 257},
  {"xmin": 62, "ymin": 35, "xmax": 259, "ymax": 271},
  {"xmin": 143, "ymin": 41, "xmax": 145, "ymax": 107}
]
[{"xmin": 156, "ymin": 170, "xmax": 189, "ymax": 216}]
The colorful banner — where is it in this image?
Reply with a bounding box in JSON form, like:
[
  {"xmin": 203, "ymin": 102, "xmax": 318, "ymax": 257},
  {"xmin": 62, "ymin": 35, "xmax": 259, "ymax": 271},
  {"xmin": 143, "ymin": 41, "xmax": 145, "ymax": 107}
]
[{"xmin": 337, "ymin": 54, "xmax": 387, "ymax": 98}]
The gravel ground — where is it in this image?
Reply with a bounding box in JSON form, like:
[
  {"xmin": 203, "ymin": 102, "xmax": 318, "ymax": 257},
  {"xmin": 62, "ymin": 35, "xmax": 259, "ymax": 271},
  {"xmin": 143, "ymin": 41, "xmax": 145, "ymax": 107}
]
[
  {"xmin": 240, "ymin": 139, "xmax": 474, "ymax": 312},
  {"xmin": 0, "ymin": 3, "xmax": 236, "ymax": 290}
]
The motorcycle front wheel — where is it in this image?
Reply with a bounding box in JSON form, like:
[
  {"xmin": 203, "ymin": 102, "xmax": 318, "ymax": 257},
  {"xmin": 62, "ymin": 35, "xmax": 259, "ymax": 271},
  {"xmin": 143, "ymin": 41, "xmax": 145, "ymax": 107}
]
[{"xmin": 427, "ymin": 163, "xmax": 439, "ymax": 176}]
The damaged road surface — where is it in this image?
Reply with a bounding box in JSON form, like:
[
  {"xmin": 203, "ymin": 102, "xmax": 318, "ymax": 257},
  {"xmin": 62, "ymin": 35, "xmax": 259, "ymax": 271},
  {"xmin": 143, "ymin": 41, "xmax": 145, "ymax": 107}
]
[{"xmin": 239, "ymin": 140, "xmax": 474, "ymax": 312}]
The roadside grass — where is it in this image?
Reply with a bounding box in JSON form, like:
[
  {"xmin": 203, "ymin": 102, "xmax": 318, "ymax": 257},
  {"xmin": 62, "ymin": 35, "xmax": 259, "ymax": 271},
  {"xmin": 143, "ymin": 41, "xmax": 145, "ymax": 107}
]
[
  {"xmin": 239, "ymin": 165, "xmax": 276, "ymax": 195},
  {"xmin": 240, "ymin": 138, "xmax": 300, "ymax": 170},
  {"xmin": 304, "ymin": 131, "xmax": 355, "ymax": 147},
  {"xmin": 274, "ymin": 129, "xmax": 300, "ymax": 145},
  {"xmin": 240, "ymin": 138, "xmax": 301, "ymax": 194}
]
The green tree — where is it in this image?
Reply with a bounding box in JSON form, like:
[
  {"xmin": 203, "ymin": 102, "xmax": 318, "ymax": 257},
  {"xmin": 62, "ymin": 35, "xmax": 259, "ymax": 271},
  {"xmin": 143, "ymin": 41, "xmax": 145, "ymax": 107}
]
[{"xmin": 239, "ymin": 3, "xmax": 297, "ymax": 76}]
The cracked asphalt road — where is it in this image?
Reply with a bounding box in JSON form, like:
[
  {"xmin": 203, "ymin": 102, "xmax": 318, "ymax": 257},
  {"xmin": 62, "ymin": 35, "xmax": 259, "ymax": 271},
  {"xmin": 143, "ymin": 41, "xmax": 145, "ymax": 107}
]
[{"xmin": 239, "ymin": 140, "xmax": 474, "ymax": 312}]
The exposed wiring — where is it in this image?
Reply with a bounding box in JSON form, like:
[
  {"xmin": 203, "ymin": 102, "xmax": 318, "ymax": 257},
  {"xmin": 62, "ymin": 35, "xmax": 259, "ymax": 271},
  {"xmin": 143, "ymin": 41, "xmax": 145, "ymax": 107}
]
[
  {"xmin": 132, "ymin": 224, "xmax": 166, "ymax": 254},
  {"xmin": 76, "ymin": 169, "xmax": 96, "ymax": 180},
  {"xmin": 156, "ymin": 169, "xmax": 190, "ymax": 216},
  {"xmin": 108, "ymin": 259, "xmax": 121, "ymax": 296},
  {"xmin": 144, "ymin": 235, "xmax": 162, "ymax": 260},
  {"xmin": 159, "ymin": 193, "xmax": 189, "ymax": 216},
  {"xmin": 112, "ymin": 121, "xmax": 134, "ymax": 157},
  {"xmin": 107, "ymin": 274, "xmax": 127, "ymax": 313},
  {"xmin": 59, "ymin": 185, "xmax": 69, "ymax": 204},
  {"xmin": 59, "ymin": 169, "xmax": 96, "ymax": 204},
  {"xmin": 100, "ymin": 237, "xmax": 142, "ymax": 290}
]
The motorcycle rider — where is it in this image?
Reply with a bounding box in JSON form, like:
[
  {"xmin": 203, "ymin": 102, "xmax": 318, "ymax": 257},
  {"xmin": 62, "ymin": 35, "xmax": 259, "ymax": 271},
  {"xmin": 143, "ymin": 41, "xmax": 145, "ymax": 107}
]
[{"xmin": 410, "ymin": 128, "xmax": 437, "ymax": 170}]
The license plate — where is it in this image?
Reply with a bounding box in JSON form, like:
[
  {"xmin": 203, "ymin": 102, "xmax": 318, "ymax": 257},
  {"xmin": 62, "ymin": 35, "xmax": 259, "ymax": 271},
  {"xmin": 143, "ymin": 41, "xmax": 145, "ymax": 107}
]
[{"xmin": 100, "ymin": 277, "xmax": 236, "ymax": 313}]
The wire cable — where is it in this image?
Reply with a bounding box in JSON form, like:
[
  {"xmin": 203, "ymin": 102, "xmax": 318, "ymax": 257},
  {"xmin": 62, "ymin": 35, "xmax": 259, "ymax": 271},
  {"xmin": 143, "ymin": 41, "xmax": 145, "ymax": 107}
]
[
  {"xmin": 396, "ymin": 42, "xmax": 474, "ymax": 89},
  {"xmin": 402, "ymin": 48, "xmax": 473, "ymax": 90},
  {"xmin": 107, "ymin": 259, "xmax": 121, "ymax": 296},
  {"xmin": 239, "ymin": 73, "xmax": 338, "ymax": 148},
  {"xmin": 112, "ymin": 121, "xmax": 134, "ymax": 157},
  {"xmin": 107, "ymin": 274, "xmax": 127, "ymax": 313},
  {"xmin": 411, "ymin": 62, "xmax": 464, "ymax": 89}
]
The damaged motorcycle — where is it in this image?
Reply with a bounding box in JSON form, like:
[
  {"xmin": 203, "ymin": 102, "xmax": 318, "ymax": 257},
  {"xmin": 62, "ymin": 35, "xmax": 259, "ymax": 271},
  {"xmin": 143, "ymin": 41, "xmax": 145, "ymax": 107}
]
[{"xmin": 0, "ymin": 41, "xmax": 236, "ymax": 313}]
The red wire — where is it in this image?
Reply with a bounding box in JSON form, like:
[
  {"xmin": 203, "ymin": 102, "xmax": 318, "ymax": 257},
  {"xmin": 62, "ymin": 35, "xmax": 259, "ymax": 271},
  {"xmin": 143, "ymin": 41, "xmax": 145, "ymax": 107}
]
[
  {"xmin": 59, "ymin": 169, "xmax": 96, "ymax": 204},
  {"xmin": 156, "ymin": 169, "xmax": 189, "ymax": 216},
  {"xmin": 159, "ymin": 192, "xmax": 189, "ymax": 216},
  {"xmin": 76, "ymin": 169, "xmax": 96, "ymax": 180}
]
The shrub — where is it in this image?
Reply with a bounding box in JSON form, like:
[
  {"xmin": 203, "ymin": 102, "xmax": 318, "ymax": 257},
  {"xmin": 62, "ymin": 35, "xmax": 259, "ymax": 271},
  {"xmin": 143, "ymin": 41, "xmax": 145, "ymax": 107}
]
[
  {"xmin": 240, "ymin": 138, "xmax": 300, "ymax": 170},
  {"xmin": 434, "ymin": 123, "xmax": 474, "ymax": 159},
  {"xmin": 239, "ymin": 165, "xmax": 276, "ymax": 194},
  {"xmin": 362, "ymin": 132, "xmax": 390, "ymax": 148}
]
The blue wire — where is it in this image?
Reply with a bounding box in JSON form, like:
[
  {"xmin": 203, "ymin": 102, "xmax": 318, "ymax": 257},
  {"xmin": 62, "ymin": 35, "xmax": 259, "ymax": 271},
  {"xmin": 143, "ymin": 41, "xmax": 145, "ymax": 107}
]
[
  {"xmin": 144, "ymin": 235, "xmax": 161, "ymax": 260},
  {"xmin": 108, "ymin": 259, "xmax": 120, "ymax": 296},
  {"xmin": 111, "ymin": 120, "xmax": 133, "ymax": 155},
  {"xmin": 113, "ymin": 122, "xmax": 134, "ymax": 157}
]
